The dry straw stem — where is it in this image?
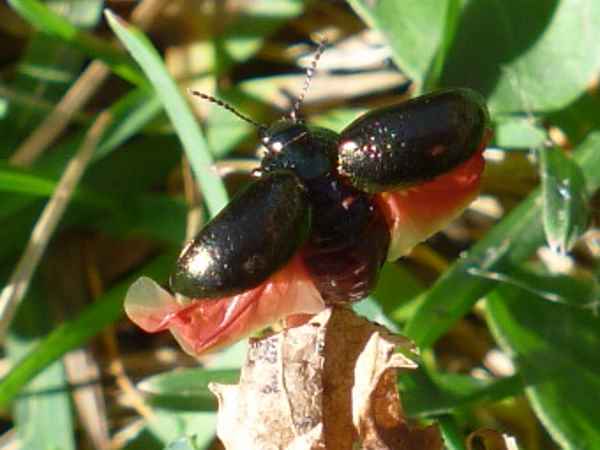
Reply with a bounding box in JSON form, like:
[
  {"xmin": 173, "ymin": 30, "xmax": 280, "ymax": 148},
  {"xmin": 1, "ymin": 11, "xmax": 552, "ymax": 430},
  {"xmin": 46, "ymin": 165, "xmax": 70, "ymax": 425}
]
[
  {"xmin": 0, "ymin": 0, "xmax": 169, "ymax": 350},
  {"xmin": 9, "ymin": 61, "xmax": 110, "ymax": 167},
  {"xmin": 182, "ymin": 159, "xmax": 259, "ymax": 241},
  {"xmin": 63, "ymin": 348, "xmax": 110, "ymax": 450},
  {"xmin": 0, "ymin": 83, "xmax": 87, "ymax": 123},
  {"xmin": 9, "ymin": 0, "xmax": 169, "ymax": 167},
  {"xmin": 0, "ymin": 111, "xmax": 112, "ymax": 343},
  {"xmin": 210, "ymin": 307, "xmax": 443, "ymax": 450}
]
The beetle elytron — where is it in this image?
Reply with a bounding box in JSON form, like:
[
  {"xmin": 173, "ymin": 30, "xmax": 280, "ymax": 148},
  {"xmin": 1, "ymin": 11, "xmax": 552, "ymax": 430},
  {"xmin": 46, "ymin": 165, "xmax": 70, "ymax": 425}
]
[{"xmin": 125, "ymin": 47, "xmax": 491, "ymax": 356}]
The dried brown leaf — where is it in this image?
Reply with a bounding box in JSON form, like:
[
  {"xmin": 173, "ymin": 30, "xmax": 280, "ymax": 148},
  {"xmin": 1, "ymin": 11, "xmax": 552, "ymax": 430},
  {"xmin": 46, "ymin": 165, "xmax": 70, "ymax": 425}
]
[{"xmin": 210, "ymin": 307, "xmax": 442, "ymax": 450}]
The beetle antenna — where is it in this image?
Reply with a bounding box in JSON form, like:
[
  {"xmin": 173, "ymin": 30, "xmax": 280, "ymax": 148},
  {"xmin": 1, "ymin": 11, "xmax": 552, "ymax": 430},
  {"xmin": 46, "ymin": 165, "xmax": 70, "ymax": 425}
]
[
  {"xmin": 189, "ymin": 90, "xmax": 266, "ymax": 132},
  {"xmin": 289, "ymin": 38, "xmax": 328, "ymax": 122}
]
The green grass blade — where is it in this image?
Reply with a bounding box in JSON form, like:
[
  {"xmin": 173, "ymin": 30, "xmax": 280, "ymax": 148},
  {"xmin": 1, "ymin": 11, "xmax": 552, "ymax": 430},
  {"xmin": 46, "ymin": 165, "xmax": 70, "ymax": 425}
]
[
  {"xmin": 438, "ymin": 416, "xmax": 466, "ymax": 450},
  {"xmin": 138, "ymin": 368, "xmax": 239, "ymax": 411},
  {"xmin": 8, "ymin": 281, "xmax": 76, "ymax": 450},
  {"xmin": 8, "ymin": 0, "xmax": 144, "ymax": 86},
  {"xmin": 423, "ymin": 0, "xmax": 460, "ymax": 91},
  {"xmin": 0, "ymin": 251, "xmax": 176, "ymax": 409},
  {"xmin": 487, "ymin": 281, "xmax": 600, "ymax": 449},
  {"xmin": 0, "ymin": 163, "xmax": 117, "ymax": 210},
  {"xmin": 371, "ymin": 262, "xmax": 425, "ymax": 323},
  {"xmin": 494, "ymin": 116, "xmax": 546, "ymax": 149},
  {"xmin": 12, "ymin": 358, "xmax": 75, "ymax": 450},
  {"xmin": 405, "ymin": 132, "xmax": 600, "ymax": 348},
  {"xmin": 105, "ymin": 10, "xmax": 228, "ymax": 217},
  {"xmin": 401, "ymin": 369, "xmax": 523, "ymax": 417},
  {"xmin": 539, "ymin": 147, "xmax": 590, "ymax": 253},
  {"xmin": 93, "ymin": 92, "xmax": 163, "ymax": 162}
]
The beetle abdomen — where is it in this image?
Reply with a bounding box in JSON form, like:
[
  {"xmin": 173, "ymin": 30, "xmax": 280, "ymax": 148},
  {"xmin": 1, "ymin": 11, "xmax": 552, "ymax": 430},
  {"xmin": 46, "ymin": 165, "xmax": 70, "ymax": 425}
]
[
  {"xmin": 338, "ymin": 88, "xmax": 489, "ymax": 193},
  {"xmin": 302, "ymin": 205, "xmax": 389, "ymax": 303},
  {"xmin": 300, "ymin": 175, "xmax": 390, "ymax": 303},
  {"xmin": 170, "ymin": 171, "xmax": 310, "ymax": 299}
]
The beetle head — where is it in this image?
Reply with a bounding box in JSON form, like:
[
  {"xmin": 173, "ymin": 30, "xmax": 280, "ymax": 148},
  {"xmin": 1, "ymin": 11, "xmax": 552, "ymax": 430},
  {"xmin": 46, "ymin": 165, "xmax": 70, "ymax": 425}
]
[{"xmin": 260, "ymin": 120, "xmax": 308, "ymax": 154}]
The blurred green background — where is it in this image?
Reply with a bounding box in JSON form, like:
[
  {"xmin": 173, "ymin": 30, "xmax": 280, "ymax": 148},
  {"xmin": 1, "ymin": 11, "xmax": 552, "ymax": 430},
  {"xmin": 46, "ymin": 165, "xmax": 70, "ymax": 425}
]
[{"xmin": 0, "ymin": 1, "xmax": 599, "ymax": 449}]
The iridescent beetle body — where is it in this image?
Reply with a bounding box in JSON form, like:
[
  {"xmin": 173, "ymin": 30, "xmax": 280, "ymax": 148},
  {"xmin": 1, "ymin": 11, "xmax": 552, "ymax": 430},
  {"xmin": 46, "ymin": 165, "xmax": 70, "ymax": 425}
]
[
  {"xmin": 338, "ymin": 88, "xmax": 489, "ymax": 192},
  {"xmin": 125, "ymin": 50, "xmax": 491, "ymax": 356},
  {"xmin": 259, "ymin": 122, "xmax": 390, "ymax": 303},
  {"xmin": 171, "ymin": 171, "xmax": 310, "ymax": 299}
]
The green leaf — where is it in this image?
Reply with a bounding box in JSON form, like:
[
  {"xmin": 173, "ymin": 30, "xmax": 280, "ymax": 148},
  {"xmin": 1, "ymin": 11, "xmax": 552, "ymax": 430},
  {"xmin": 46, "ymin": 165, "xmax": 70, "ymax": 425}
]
[
  {"xmin": 401, "ymin": 369, "xmax": 523, "ymax": 417},
  {"xmin": 493, "ymin": 116, "xmax": 546, "ymax": 149},
  {"xmin": 353, "ymin": 296, "xmax": 399, "ymax": 332},
  {"xmin": 441, "ymin": 0, "xmax": 600, "ymax": 113},
  {"xmin": 105, "ymin": 10, "xmax": 228, "ymax": 218},
  {"xmin": 311, "ymin": 108, "xmax": 366, "ymax": 133},
  {"xmin": 547, "ymin": 89, "xmax": 600, "ymax": 146},
  {"xmin": 347, "ymin": 0, "xmax": 448, "ymax": 86},
  {"xmin": 138, "ymin": 368, "xmax": 239, "ymax": 411},
  {"xmin": 371, "ymin": 262, "xmax": 425, "ymax": 323},
  {"xmin": 539, "ymin": 147, "xmax": 590, "ymax": 253},
  {"xmin": 405, "ymin": 132, "xmax": 600, "ymax": 348},
  {"xmin": 476, "ymin": 265, "xmax": 599, "ymax": 310},
  {"xmin": 0, "ymin": 251, "xmax": 176, "ymax": 409},
  {"xmin": 487, "ymin": 281, "xmax": 600, "ymax": 449}
]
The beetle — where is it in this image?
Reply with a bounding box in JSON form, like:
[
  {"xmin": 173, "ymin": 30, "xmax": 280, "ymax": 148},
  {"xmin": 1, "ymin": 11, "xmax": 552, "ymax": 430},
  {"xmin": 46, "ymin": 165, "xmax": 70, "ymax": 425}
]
[{"xmin": 125, "ymin": 44, "xmax": 491, "ymax": 357}]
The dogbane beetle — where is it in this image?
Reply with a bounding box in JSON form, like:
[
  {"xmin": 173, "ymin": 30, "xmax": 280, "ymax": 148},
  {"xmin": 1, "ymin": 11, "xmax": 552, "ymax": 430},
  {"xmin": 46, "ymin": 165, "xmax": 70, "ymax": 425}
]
[{"xmin": 125, "ymin": 42, "xmax": 491, "ymax": 356}]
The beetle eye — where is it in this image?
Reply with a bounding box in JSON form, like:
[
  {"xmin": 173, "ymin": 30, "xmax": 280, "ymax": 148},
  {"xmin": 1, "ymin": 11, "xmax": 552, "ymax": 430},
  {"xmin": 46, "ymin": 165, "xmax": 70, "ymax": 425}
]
[{"xmin": 271, "ymin": 141, "xmax": 284, "ymax": 152}]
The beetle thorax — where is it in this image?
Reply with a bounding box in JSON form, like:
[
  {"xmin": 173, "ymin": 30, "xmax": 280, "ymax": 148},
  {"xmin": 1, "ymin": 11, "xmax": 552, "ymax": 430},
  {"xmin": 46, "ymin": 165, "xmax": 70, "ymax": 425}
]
[{"xmin": 259, "ymin": 120, "xmax": 338, "ymax": 183}]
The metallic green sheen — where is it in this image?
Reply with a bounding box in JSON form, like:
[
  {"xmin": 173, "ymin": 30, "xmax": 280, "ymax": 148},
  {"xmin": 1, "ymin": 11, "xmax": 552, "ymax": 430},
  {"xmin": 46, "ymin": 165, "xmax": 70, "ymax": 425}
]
[
  {"xmin": 338, "ymin": 88, "xmax": 489, "ymax": 193},
  {"xmin": 170, "ymin": 171, "xmax": 310, "ymax": 299}
]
